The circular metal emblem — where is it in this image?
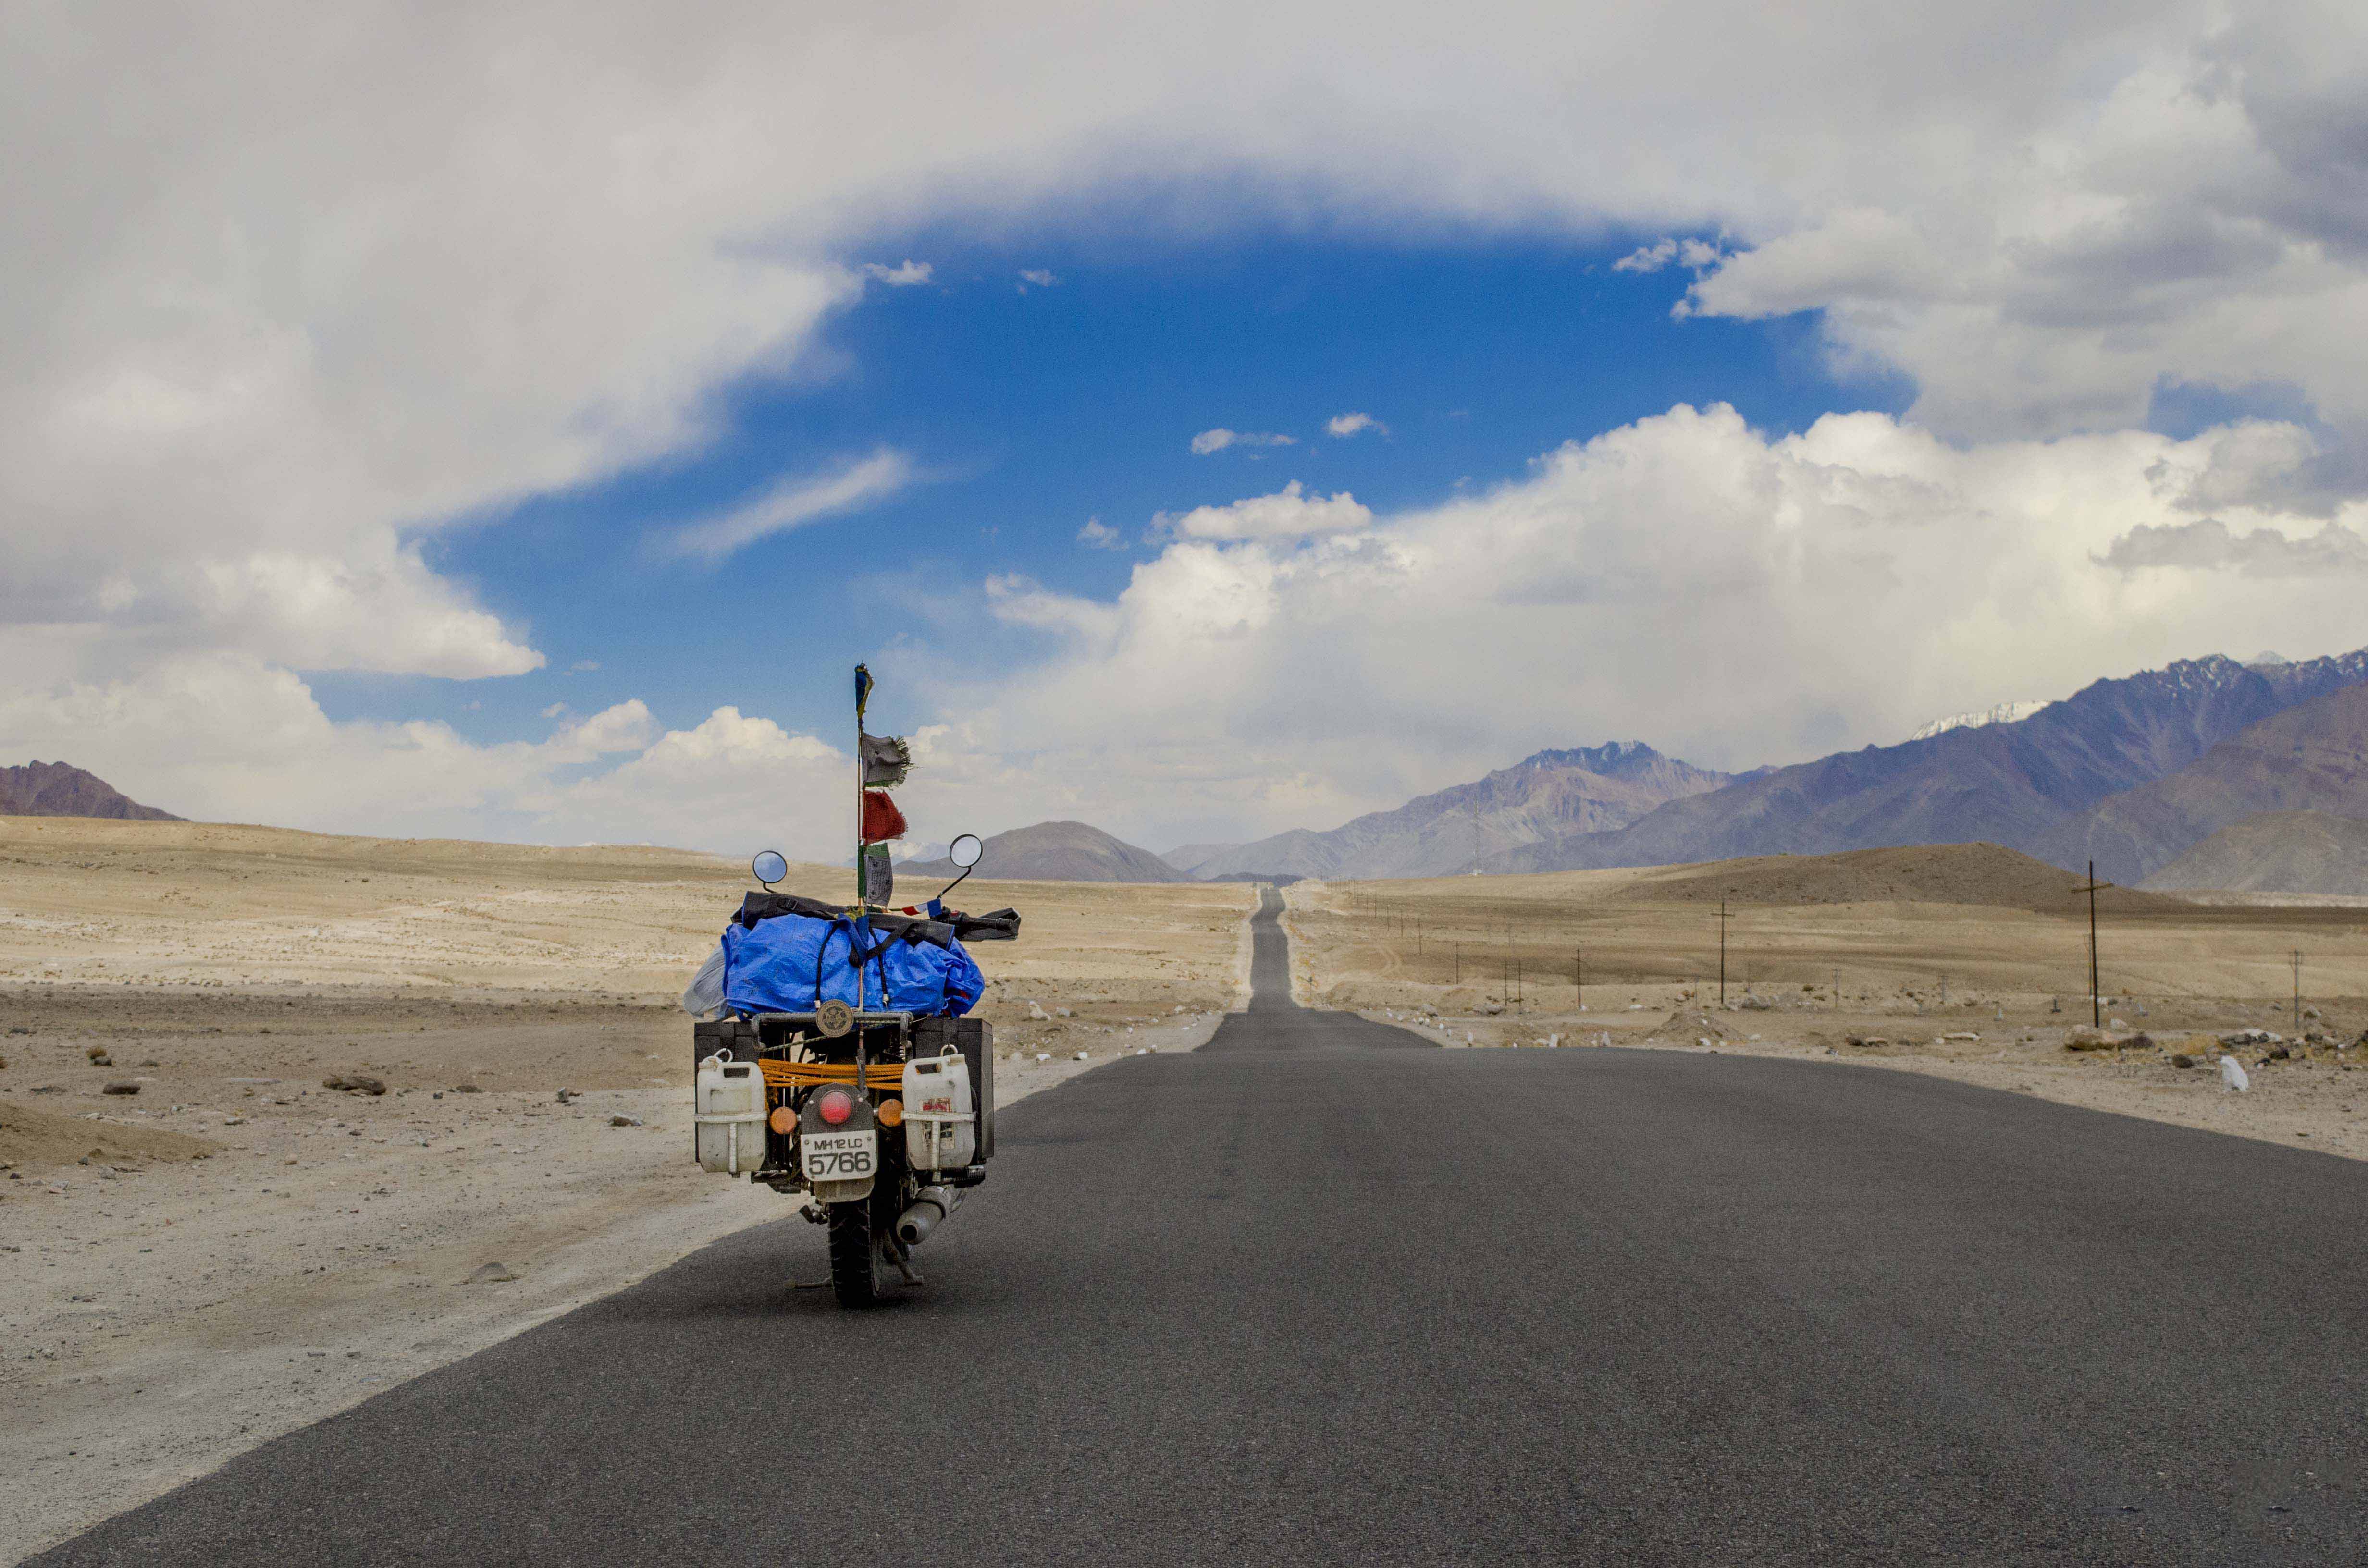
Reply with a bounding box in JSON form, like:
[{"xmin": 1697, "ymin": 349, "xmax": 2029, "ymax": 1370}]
[{"xmin": 815, "ymin": 999, "xmax": 854, "ymax": 1038}]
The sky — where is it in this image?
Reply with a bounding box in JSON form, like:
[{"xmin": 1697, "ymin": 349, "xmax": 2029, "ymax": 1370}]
[{"xmin": 7, "ymin": 1, "xmax": 2368, "ymax": 863}]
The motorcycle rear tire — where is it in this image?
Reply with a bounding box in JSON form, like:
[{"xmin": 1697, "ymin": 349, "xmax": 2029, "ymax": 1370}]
[{"xmin": 826, "ymin": 1196, "xmax": 886, "ymax": 1308}]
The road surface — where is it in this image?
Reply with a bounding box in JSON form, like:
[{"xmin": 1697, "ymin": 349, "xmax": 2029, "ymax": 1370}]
[{"xmin": 32, "ymin": 890, "xmax": 2368, "ymax": 1564}]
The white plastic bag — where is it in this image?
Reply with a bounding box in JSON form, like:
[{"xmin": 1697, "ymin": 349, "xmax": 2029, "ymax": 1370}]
[
  {"xmin": 679, "ymin": 940, "xmax": 727, "ymax": 1017},
  {"xmin": 2219, "ymin": 1054, "xmax": 2250, "ymax": 1093}
]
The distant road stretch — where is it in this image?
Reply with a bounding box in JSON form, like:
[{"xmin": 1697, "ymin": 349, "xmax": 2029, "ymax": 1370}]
[{"xmin": 36, "ymin": 889, "xmax": 2367, "ymax": 1565}]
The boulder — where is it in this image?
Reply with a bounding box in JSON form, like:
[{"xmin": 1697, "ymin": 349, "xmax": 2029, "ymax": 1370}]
[
  {"xmin": 2171, "ymin": 1054, "xmax": 2196, "ymax": 1069},
  {"xmin": 101, "ymin": 1081, "xmax": 140, "ymax": 1096},
  {"xmin": 323, "ymin": 1075, "xmax": 387, "ymax": 1095}
]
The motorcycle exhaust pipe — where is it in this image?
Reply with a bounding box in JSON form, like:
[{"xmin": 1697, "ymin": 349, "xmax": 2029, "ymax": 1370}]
[{"xmin": 896, "ymin": 1186, "xmax": 959, "ymax": 1248}]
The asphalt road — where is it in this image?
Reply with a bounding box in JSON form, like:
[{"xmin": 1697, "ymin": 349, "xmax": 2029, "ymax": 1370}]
[{"xmin": 35, "ymin": 891, "xmax": 2368, "ymax": 1565}]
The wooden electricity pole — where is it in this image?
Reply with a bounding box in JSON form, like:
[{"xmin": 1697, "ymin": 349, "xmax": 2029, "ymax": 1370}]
[
  {"xmin": 1574, "ymin": 946, "xmax": 1583, "ymax": 1011},
  {"xmin": 2293, "ymin": 948, "xmax": 2303, "ymax": 1035},
  {"xmin": 1716, "ymin": 900, "xmax": 1734, "ymax": 1008},
  {"xmin": 2072, "ymin": 860, "xmax": 2109, "ymax": 1029}
]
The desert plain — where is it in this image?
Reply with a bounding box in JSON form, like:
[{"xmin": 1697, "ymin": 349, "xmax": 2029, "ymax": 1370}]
[
  {"xmin": 0, "ymin": 815, "xmax": 1252, "ymax": 1561},
  {"xmin": 1283, "ymin": 843, "xmax": 2368, "ymax": 1160},
  {"xmin": 8, "ymin": 823, "xmax": 2368, "ymax": 1560}
]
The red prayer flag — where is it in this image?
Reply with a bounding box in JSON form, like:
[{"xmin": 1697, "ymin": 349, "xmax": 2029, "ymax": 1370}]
[{"xmin": 860, "ymin": 790, "xmax": 907, "ymax": 844}]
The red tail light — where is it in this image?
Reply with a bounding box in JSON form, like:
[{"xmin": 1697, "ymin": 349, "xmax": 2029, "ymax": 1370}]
[{"xmin": 816, "ymin": 1087, "xmax": 855, "ymax": 1125}]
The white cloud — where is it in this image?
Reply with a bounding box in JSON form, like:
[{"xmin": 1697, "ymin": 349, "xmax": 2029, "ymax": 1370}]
[
  {"xmin": 863, "ymin": 259, "xmax": 935, "ymax": 286},
  {"xmin": 1613, "ymin": 240, "xmax": 1677, "ymax": 273},
  {"xmin": 1076, "ymin": 517, "xmax": 1125, "ymax": 549},
  {"xmin": 1156, "ymin": 480, "xmax": 1373, "ymax": 541},
  {"xmin": 661, "ymin": 448, "xmax": 915, "ymax": 561},
  {"xmin": 1190, "ymin": 428, "xmax": 1297, "ymax": 455},
  {"xmin": 11, "ymin": 2, "xmax": 2368, "ymax": 850},
  {"xmin": 919, "ymin": 403, "xmax": 2368, "ymax": 847},
  {"xmin": 1018, "ymin": 268, "xmax": 1059, "ymax": 287},
  {"xmin": 0, "ymin": 659, "xmax": 851, "ymax": 859},
  {"xmin": 1326, "ymin": 412, "xmax": 1386, "ymax": 438}
]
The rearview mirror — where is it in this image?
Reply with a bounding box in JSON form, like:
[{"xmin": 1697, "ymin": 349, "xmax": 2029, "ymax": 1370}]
[
  {"xmin": 948, "ymin": 833, "xmax": 983, "ymax": 868},
  {"xmin": 751, "ymin": 850, "xmax": 788, "ymax": 887}
]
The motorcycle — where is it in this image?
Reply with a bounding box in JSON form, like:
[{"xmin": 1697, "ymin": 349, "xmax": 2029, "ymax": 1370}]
[{"xmin": 685, "ymin": 667, "xmax": 1016, "ymax": 1306}]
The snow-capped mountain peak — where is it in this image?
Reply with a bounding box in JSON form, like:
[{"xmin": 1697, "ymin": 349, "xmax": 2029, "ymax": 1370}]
[{"xmin": 1907, "ymin": 700, "xmax": 2047, "ymax": 742}]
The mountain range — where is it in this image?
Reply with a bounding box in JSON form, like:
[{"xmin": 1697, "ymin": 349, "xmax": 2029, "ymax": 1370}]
[
  {"xmin": 0, "ymin": 761, "xmax": 181, "ymax": 821},
  {"xmin": 1495, "ymin": 650, "xmax": 2368, "ymax": 876},
  {"xmin": 906, "ymin": 644, "xmax": 2368, "ymax": 890},
  {"xmin": 1167, "ymin": 742, "xmax": 1739, "ymax": 881}
]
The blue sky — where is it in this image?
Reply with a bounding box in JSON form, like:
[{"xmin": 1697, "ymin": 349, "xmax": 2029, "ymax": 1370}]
[{"xmin": 338, "ymin": 232, "xmax": 1902, "ymax": 760}]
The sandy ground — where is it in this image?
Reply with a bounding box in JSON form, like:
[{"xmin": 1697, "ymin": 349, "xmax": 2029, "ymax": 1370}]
[
  {"xmin": 1282, "ymin": 861, "xmax": 2368, "ymax": 1161},
  {"xmin": 0, "ymin": 816, "xmax": 1252, "ymax": 1563}
]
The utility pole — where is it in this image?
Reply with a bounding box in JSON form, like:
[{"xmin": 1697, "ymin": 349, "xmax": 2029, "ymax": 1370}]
[
  {"xmin": 2293, "ymin": 948, "xmax": 2303, "ymax": 1035},
  {"xmin": 2072, "ymin": 860, "xmax": 2109, "ymax": 1029},
  {"xmin": 1453, "ymin": 943, "xmax": 1461, "ymax": 986},
  {"xmin": 1574, "ymin": 946, "xmax": 1583, "ymax": 1012},
  {"xmin": 1716, "ymin": 900, "xmax": 1734, "ymax": 1008}
]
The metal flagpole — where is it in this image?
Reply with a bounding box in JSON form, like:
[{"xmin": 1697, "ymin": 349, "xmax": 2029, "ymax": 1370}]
[{"xmin": 853, "ymin": 664, "xmax": 870, "ymax": 1011}]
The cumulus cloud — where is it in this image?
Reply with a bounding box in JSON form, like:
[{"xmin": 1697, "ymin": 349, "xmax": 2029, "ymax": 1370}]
[
  {"xmin": 661, "ymin": 448, "xmax": 915, "ymax": 561},
  {"xmin": 1326, "ymin": 412, "xmax": 1386, "ymax": 438},
  {"xmin": 916, "ymin": 404, "xmax": 2368, "ymax": 846},
  {"xmin": 1076, "ymin": 517, "xmax": 1125, "ymax": 549},
  {"xmin": 1018, "ymin": 268, "xmax": 1059, "ymax": 288},
  {"xmin": 864, "ymin": 260, "xmax": 934, "ymax": 286},
  {"xmin": 2097, "ymin": 518, "xmax": 2368, "ymax": 577},
  {"xmin": 1156, "ymin": 481, "xmax": 1373, "ymax": 541},
  {"xmin": 1190, "ymin": 429, "xmax": 1297, "ymax": 455},
  {"xmin": 0, "ymin": 658, "xmax": 851, "ymax": 858}
]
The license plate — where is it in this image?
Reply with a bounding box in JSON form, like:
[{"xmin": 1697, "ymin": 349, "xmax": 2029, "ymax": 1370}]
[{"xmin": 802, "ymin": 1128, "xmax": 877, "ymax": 1181}]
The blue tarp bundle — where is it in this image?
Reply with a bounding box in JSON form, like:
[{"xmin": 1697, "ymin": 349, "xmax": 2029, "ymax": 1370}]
[{"xmin": 718, "ymin": 909, "xmax": 984, "ymax": 1018}]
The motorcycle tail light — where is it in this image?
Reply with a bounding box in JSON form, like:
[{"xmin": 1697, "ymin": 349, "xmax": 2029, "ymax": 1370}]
[{"xmin": 816, "ymin": 1087, "xmax": 855, "ymax": 1125}]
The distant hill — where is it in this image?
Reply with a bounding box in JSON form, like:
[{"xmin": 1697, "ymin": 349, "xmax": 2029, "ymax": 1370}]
[
  {"xmin": 897, "ymin": 820, "xmax": 1187, "ymax": 883},
  {"xmin": 0, "ymin": 761, "xmax": 181, "ymax": 821},
  {"xmin": 1160, "ymin": 841, "xmax": 1244, "ymax": 875},
  {"xmin": 2143, "ymin": 811, "xmax": 2368, "ymax": 895},
  {"xmin": 1180, "ymin": 742, "xmax": 1736, "ymax": 881},
  {"xmin": 2036, "ymin": 681, "xmax": 2368, "ymax": 885},
  {"xmin": 1509, "ymin": 649, "xmax": 2368, "ymax": 874}
]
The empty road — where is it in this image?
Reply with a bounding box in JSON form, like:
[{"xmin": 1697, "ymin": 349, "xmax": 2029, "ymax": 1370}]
[{"xmin": 33, "ymin": 891, "xmax": 2368, "ymax": 1564}]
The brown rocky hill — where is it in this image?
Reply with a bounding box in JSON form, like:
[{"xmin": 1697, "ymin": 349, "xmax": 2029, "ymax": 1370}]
[
  {"xmin": 2142, "ymin": 811, "xmax": 2368, "ymax": 896},
  {"xmin": 2034, "ymin": 681, "xmax": 2368, "ymax": 886},
  {"xmin": 0, "ymin": 761, "xmax": 181, "ymax": 821},
  {"xmin": 1613, "ymin": 842, "xmax": 2182, "ymax": 914},
  {"xmin": 897, "ymin": 820, "xmax": 1186, "ymax": 883}
]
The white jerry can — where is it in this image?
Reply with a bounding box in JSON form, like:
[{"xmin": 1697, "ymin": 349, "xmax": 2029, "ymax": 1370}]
[
  {"xmin": 901, "ymin": 1050, "xmax": 976, "ymax": 1171},
  {"xmin": 694, "ymin": 1054, "xmax": 767, "ymax": 1174}
]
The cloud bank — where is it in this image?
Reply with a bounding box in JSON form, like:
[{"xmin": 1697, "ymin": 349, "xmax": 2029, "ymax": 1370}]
[{"xmin": 7, "ymin": 2, "xmax": 2368, "ymax": 851}]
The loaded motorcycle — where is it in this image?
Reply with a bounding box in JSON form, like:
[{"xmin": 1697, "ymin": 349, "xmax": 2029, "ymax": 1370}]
[{"xmin": 681, "ymin": 666, "xmax": 1018, "ymax": 1306}]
